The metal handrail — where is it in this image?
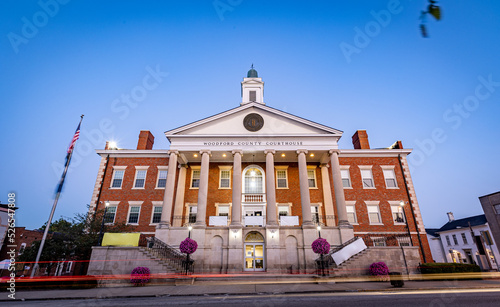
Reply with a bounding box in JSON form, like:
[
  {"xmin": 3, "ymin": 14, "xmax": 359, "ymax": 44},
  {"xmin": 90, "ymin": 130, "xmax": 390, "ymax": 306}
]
[{"xmin": 146, "ymin": 237, "xmax": 193, "ymax": 273}]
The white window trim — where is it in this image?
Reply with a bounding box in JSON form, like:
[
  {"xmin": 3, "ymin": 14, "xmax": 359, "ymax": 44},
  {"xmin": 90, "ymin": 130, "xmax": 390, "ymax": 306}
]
[
  {"xmin": 132, "ymin": 166, "xmax": 149, "ymax": 190},
  {"xmin": 307, "ymin": 165, "xmax": 318, "ymax": 189},
  {"xmin": 218, "ymin": 166, "xmax": 232, "ymax": 189},
  {"xmin": 155, "ymin": 166, "xmax": 168, "ymax": 189},
  {"xmin": 126, "ymin": 201, "xmax": 143, "ymax": 225},
  {"xmin": 277, "ymin": 202, "xmax": 293, "ymax": 217},
  {"xmin": 346, "ymin": 201, "xmax": 358, "ymax": 225},
  {"xmin": 340, "ymin": 165, "xmax": 352, "ymax": 189},
  {"xmin": 104, "ymin": 201, "xmax": 120, "ymax": 225},
  {"xmin": 190, "ymin": 166, "xmax": 201, "ymax": 189},
  {"xmin": 389, "ymin": 201, "xmax": 406, "ymax": 225},
  {"xmin": 110, "ymin": 166, "xmax": 126, "ymax": 189},
  {"xmin": 150, "ymin": 201, "xmax": 163, "ymax": 225},
  {"xmin": 185, "ymin": 203, "xmax": 197, "ymax": 225},
  {"xmin": 359, "ymin": 165, "xmax": 375, "ymax": 189},
  {"xmin": 371, "ymin": 236, "xmax": 387, "ymax": 247},
  {"xmin": 215, "ymin": 203, "xmax": 231, "ymax": 223},
  {"xmin": 366, "ymin": 201, "xmax": 383, "ymax": 225},
  {"xmin": 381, "ymin": 165, "xmax": 399, "ymax": 189},
  {"xmin": 275, "ymin": 165, "xmax": 289, "ymax": 189}
]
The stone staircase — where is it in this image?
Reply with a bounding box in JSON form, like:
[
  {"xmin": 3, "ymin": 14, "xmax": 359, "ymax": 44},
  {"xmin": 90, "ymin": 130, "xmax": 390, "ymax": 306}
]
[
  {"xmin": 329, "ymin": 248, "xmax": 370, "ymax": 276},
  {"xmin": 137, "ymin": 246, "xmax": 184, "ymax": 274}
]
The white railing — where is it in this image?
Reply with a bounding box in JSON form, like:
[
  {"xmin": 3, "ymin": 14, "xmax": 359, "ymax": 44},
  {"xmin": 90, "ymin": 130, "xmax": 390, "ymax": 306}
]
[
  {"xmin": 209, "ymin": 216, "xmax": 228, "ymax": 226},
  {"xmin": 244, "ymin": 216, "xmax": 265, "ymax": 227},
  {"xmin": 243, "ymin": 193, "xmax": 266, "ymax": 203},
  {"xmin": 279, "ymin": 216, "xmax": 299, "ymax": 226}
]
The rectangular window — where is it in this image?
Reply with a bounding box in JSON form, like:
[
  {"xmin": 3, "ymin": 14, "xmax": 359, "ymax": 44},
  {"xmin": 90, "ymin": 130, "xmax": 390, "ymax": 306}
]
[
  {"xmin": 249, "ymin": 90, "xmax": 256, "ymax": 102},
  {"xmin": 372, "ymin": 237, "xmax": 386, "ymax": 247},
  {"xmin": 397, "ymin": 237, "xmax": 411, "ymax": 247},
  {"xmin": 111, "ymin": 170, "xmax": 124, "ymax": 188},
  {"xmin": 104, "ymin": 206, "xmax": 117, "ymax": 224},
  {"xmin": 367, "ymin": 205, "xmax": 381, "ymax": 224},
  {"xmin": 452, "ymin": 234, "xmax": 458, "ymax": 245},
  {"xmin": 494, "ymin": 204, "xmax": 500, "ymax": 215},
  {"xmin": 157, "ymin": 170, "xmax": 167, "ymax": 188},
  {"xmin": 66, "ymin": 261, "xmax": 73, "ymax": 273},
  {"xmin": 341, "ymin": 169, "xmax": 351, "ymax": 188},
  {"xmin": 383, "ymin": 169, "xmax": 398, "ymax": 188},
  {"xmin": 391, "ymin": 205, "xmax": 405, "ymax": 224},
  {"xmin": 311, "ymin": 206, "xmax": 320, "ymax": 224},
  {"xmin": 276, "ymin": 169, "xmax": 288, "ymax": 188},
  {"xmin": 346, "ymin": 205, "xmax": 357, "ymax": 224},
  {"xmin": 445, "ymin": 235, "xmax": 451, "ymax": 246},
  {"xmin": 481, "ymin": 231, "xmax": 493, "ymax": 245},
  {"xmin": 134, "ymin": 170, "xmax": 147, "ymax": 188},
  {"xmin": 361, "ymin": 169, "xmax": 374, "ymax": 188},
  {"xmin": 219, "ymin": 169, "xmax": 231, "ymax": 188},
  {"xmin": 151, "ymin": 206, "xmax": 162, "ymax": 224},
  {"xmin": 188, "ymin": 206, "xmax": 197, "ymax": 224},
  {"xmin": 127, "ymin": 206, "xmax": 140, "ymax": 224},
  {"xmin": 191, "ymin": 170, "xmax": 200, "ymax": 188},
  {"xmin": 307, "ymin": 169, "xmax": 317, "ymax": 188},
  {"xmin": 461, "ymin": 233, "xmax": 468, "ymax": 245},
  {"xmin": 218, "ymin": 206, "xmax": 229, "ymax": 217},
  {"xmin": 278, "ymin": 205, "xmax": 290, "ymax": 217}
]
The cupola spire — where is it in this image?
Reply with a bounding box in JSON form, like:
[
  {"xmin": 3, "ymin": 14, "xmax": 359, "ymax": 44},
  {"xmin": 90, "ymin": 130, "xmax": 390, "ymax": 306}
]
[{"xmin": 241, "ymin": 65, "xmax": 264, "ymax": 105}]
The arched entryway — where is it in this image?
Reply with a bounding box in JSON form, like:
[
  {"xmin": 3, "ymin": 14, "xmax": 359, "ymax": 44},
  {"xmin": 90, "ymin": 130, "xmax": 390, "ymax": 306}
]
[
  {"xmin": 242, "ymin": 165, "xmax": 266, "ymax": 226},
  {"xmin": 244, "ymin": 232, "xmax": 265, "ymax": 271}
]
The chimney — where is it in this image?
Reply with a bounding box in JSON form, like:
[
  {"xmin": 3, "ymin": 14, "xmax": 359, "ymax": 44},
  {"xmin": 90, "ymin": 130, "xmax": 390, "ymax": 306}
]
[
  {"xmin": 447, "ymin": 212, "xmax": 455, "ymax": 222},
  {"xmin": 105, "ymin": 141, "xmax": 110, "ymax": 150},
  {"xmin": 137, "ymin": 130, "xmax": 154, "ymax": 150},
  {"xmin": 352, "ymin": 130, "xmax": 370, "ymax": 149}
]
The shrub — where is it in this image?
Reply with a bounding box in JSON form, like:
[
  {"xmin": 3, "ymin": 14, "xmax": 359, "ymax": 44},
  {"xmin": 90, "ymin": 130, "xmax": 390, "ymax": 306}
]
[
  {"xmin": 130, "ymin": 266, "xmax": 151, "ymax": 285},
  {"xmin": 180, "ymin": 238, "xmax": 198, "ymax": 255},
  {"xmin": 311, "ymin": 238, "xmax": 331, "ymax": 255},
  {"xmin": 369, "ymin": 262, "xmax": 390, "ymax": 276},
  {"xmin": 418, "ymin": 263, "xmax": 481, "ymax": 274}
]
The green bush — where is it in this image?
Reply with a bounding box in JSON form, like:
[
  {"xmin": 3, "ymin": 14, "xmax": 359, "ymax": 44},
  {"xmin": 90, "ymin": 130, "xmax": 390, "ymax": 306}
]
[{"xmin": 419, "ymin": 263, "xmax": 481, "ymax": 274}]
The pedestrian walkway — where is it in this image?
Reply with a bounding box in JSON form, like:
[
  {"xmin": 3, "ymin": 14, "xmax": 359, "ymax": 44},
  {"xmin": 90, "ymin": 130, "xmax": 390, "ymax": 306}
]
[{"xmin": 5, "ymin": 273, "xmax": 500, "ymax": 302}]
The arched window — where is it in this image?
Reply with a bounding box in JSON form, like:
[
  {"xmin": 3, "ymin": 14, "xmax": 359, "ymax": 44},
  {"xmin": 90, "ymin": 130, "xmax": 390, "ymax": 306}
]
[{"xmin": 243, "ymin": 166, "xmax": 264, "ymax": 194}]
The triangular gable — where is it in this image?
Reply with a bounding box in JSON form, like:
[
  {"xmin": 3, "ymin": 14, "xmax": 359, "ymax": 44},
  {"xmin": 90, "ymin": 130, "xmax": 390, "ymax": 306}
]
[{"xmin": 165, "ymin": 102, "xmax": 343, "ymax": 137}]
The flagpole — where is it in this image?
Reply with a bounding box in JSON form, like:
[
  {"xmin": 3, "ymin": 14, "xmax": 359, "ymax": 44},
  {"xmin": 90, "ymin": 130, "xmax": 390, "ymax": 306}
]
[{"xmin": 31, "ymin": 115, "xmax": 84, "ymax": 278}]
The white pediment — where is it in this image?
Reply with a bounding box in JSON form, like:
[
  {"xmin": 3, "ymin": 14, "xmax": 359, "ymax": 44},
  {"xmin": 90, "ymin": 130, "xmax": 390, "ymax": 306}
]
[{"xmin": 165, "ymin": 103, "xmax": 342, "ymax": 137}]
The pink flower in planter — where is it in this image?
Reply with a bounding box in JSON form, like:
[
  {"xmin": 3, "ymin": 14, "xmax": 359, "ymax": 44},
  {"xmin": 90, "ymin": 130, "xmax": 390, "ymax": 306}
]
[
  {"xmin": 180, "ymin": 237, "xmax": 198, "ymax": 255},
  {"xmin": 311, "ymin": 238, "xmax": 330, "ymax": 255}
]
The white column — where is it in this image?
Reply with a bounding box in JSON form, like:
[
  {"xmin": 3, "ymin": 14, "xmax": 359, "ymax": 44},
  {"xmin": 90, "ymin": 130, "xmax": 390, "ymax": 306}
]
[
  {"xmin": 265, "ymin": 149, "xmax": 278, "ymax": 226},
  {"xmin": 231, "ymin": 150, "xmax": 243, "ymax": 226},
  {"xmin": 159, "ymin": 150, "xmax": 178, "ymax": 228},
  {"xmin": 329, "ymin": 150, "xmax": 350, "ymax": 226},
  {"xmin": 320, "ymin": 164, "xmax": 336, "ymax": 226},
  {"xmin": 297, "ymin": 150, "xmax": 313, "ymax": 226},
  {"xmin": 172, "ymin": 164, "xmax": 187, "ymax": 227},
  {"xmin": 195, "ymin": 150, "xmax": 210, "ymax": 227}
]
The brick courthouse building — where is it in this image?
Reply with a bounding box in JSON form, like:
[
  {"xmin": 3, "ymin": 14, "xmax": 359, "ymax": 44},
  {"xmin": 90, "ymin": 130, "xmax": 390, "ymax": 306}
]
[{"xmin": 89, "ymin": 68, "xmax": 432, "ymax": 273}]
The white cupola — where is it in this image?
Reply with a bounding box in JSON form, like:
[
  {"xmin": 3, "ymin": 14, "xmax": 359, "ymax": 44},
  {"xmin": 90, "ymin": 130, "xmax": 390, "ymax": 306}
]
[{"xmin": 241, "ymin": 65, "xmax": 264, "ymax": 105}]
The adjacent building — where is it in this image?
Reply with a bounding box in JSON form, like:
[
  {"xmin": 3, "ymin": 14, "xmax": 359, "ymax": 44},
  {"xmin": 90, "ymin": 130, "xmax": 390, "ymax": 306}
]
[
  {"xmin": 479, "ymin": 191, "xmax": 500, "ymax": 249},
  {"xmin": 89, "ymin": 68, "xmax": 432, "ymax": 273},
  {"xmin": 428, "ymin": 212, "xmax": 499, "ymax": 271}
]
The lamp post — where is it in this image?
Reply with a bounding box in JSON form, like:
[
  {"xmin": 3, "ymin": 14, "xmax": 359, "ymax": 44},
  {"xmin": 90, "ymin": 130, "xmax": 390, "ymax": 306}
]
[
  {"xmin": 188, "ymin": 225, "xmax": 192, "ymax": 239},
  {"xmin": 317, "ymin": 225, "xmax": 322, "ymax": 238},
  {"xmin": 98, "ymin": 201, "xmax": 109, "ymax": 246},
  {"xmin": 317, "ymin": 225, "xmax": 326, "ymax": 276}
]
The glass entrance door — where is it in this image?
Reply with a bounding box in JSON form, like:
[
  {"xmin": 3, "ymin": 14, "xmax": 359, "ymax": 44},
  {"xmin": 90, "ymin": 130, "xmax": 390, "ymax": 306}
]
[{"xmin": 245, "ymin": 243, "xmax": 265, "ymax": 271}]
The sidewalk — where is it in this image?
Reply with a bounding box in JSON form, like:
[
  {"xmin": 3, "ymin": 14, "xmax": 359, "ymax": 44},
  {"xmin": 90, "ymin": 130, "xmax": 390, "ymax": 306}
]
[{"xmin": 5, "ymin": 275, "xmax": 500, "ymax": 302}]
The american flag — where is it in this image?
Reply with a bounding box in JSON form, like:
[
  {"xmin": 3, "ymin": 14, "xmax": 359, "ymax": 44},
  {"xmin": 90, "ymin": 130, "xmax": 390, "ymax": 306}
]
[{"xmin": 67, "ymin": 122, "xmax": 81, "ymax": 154}]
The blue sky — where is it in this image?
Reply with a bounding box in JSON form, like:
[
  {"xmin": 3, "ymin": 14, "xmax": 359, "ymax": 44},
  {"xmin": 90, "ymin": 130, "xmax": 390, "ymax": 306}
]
[{"xmin": 1, "ymin": 0, "xmax": 499, "ymax": 230}]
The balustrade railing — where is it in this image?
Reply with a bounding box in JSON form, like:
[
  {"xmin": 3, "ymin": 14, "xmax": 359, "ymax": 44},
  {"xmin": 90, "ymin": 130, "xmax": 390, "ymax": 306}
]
[
  {"xmin": 146, "ymin": 237, "xmax": 194, "ymax": 274},
  {"xmin": 242, "ymin": 193, "xmax": 266, "ymax": 203}
]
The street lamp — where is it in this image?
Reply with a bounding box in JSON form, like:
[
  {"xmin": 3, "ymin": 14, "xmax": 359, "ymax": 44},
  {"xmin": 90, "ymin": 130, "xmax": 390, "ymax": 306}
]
[
  {"xmin": 98, "ymin": 201, "xmax": 109, "ymax": 246},
  {"xmin": 317, "ymin": 225, "xmax": 322, "ymax": 238},
  {"xmin": 188, "ymin": 225, "xmax": 193, "ymax": 239}
]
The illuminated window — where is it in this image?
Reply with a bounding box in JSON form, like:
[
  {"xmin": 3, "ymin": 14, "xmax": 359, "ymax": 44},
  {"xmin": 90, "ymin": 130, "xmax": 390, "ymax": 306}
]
[
  {"xmin": 191, "ymin": 167, "xmax": 200, "ymax": 188},
  {"xmin": 276, "ymin": 169, "xmax": 288, "ymax": 189},
  {"xmin": 307, "ymin": 168, "xmax": 317, "ymax": 188}
]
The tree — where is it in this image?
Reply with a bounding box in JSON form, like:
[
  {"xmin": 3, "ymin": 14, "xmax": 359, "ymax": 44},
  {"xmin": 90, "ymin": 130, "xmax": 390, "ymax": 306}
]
[
  {"xmin": 419, "ymin": 0, "xmax": 442, "ymax": 37},
  {"xmin": 18, "ymin": 207, "xmax": 132, "ymax": 276}
]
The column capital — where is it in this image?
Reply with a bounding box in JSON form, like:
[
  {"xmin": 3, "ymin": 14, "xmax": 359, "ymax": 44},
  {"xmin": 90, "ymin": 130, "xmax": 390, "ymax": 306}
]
[
  {"xmin": 296, "ymin": 149, "xmax": 308, "ymax": 155},
  {"xmin": 264, "ymin": 149, "xmax": 275, "ymax": 155},
  {"xmin": 329, "ymin": 149, "xmax": 340, "ymax": 156},
  {"xmin": 179, "ymin": 164, "xmax": 188, "ymax": 169},
  {"xmin": 199, "ymin": 150, "xmax": 211, "ymax": 156},
  {"xmin": 320, "ymin": 163, "xmax": 330, "ymax": 169},
  {"xmin": 232, "ymin": 149, "xmax": 243, "ymax": 156},
  {"xmin": 168, "ymin": 150, "xmax": 179, "ymax": 156}
]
